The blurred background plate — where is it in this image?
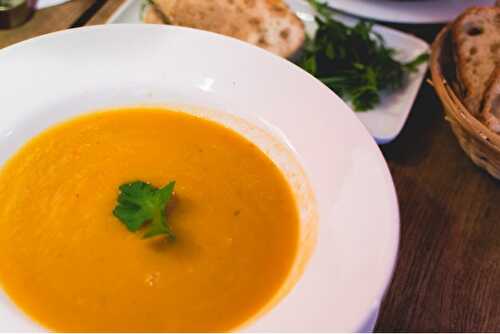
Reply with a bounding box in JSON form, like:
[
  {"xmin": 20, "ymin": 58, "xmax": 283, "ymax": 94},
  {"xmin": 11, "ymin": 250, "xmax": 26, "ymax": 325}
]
[
  {"xmin": 327, "ymin": 0, "xmax": 495, "ymax": 24},
  {"xmin": 35, "ymin": 0, "xmax": 72, "ymax": 9}
]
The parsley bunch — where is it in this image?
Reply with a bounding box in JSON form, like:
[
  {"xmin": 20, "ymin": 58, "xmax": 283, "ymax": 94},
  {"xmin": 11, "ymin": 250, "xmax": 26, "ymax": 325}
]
[{"xmin": 300, "ymin": 0, "xmax": 429, "ymax": 111}]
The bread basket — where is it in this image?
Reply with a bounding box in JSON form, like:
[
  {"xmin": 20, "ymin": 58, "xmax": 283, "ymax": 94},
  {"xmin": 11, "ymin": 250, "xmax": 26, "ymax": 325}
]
[{"xmin": 430, "ymin": 24, "xmax": 500, "ymax": 179}]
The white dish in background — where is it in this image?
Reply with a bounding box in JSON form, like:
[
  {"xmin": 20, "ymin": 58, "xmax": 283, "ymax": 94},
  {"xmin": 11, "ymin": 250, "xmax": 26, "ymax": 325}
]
[
  {"xmin": 290, "ymin": 0, "xmax": 429, "ymax": 144},
  {"xmin": 35, "ymin": 0, "xmax": 72, "ymax": 9},
  {"xmin": 0, "ymin": 24, "xmax": 399, "ymax": 332},
  {"xmin": 107, "ymin": 0, "xmax": 429, "ymax": 144},
  {"xmin": 327, "ymin": 0, "xmax": 495, "ymax": 24}
]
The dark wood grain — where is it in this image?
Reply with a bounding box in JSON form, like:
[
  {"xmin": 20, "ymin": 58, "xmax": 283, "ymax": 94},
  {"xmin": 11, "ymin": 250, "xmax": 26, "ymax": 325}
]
[
  {"xmin": 375, "ymin": 25, "xmax": 500, "ymax": 332},
  {"xmin": 2, "ymin": 3, "xmax": 500, "ymax": 332},
  {"xmin": 84, "ymin": 0, "xmax": 124, "ymax": 25}
]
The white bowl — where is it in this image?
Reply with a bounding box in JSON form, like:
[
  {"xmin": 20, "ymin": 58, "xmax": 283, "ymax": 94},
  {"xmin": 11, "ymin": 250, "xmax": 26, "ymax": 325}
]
[{"xmin": 0, "ymin": 25, "xmax": 399, "ymax": 332}]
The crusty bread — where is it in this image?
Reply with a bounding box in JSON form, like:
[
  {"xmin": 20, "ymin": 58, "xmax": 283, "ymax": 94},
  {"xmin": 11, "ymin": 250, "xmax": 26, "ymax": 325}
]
[
  {"xmin": 451, "ymin": 6, "xmax": 500, "ymax": 116},
  {"xmin": 481, "ymin": 68, "xmax": 500, "ymax": 133},
  {"xmin": 142, "ymin": 0, "xmax": 305, "ymax": 58}
]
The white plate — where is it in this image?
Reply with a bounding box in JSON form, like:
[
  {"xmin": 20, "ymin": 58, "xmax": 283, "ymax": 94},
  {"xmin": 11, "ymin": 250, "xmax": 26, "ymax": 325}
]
[
  {"xmin": 108, "ymin": 0, "xmax": 429, "ymax": 144},
  {"xmin": 328, "ymin": 0, "xmax": 495, "ymax": 24},
  {"xmin": 0, "ymin": 25, "xmax": 399, "ymax": 332},
  {"xmin": 35, "ymin": 0, "xmax": 72, "ymax": 9}
]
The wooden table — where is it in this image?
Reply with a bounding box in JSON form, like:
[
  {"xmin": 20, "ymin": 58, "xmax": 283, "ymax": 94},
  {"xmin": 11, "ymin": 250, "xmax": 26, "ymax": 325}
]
[{"xmin": 1, "ymin": 2, "xmax": 499, "ymax": 332}]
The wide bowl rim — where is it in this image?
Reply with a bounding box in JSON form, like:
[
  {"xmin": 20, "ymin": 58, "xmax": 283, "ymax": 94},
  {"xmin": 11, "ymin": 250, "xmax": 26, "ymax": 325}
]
[{"xmin": 0, "ymin": 24, "xmax": 400, "ymax": 332}]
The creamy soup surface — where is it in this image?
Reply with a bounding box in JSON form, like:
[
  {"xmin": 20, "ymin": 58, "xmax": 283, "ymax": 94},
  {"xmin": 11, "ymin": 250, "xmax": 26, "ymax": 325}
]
[{"xmin": 0, "ymin": 108, "xmax": 299, "ymax": 332}]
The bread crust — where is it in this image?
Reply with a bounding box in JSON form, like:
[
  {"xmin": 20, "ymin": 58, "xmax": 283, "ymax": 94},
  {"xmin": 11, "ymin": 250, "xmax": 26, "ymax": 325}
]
[{"xmin": 143, "ymin": 0, "xmax": 305, "ymax": 58}]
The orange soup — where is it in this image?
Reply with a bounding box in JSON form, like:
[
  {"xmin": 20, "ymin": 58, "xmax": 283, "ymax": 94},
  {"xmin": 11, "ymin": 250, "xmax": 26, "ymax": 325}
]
[{"xmin": 0, "ymin": 108, "xmax": 299, "ymax": 332}]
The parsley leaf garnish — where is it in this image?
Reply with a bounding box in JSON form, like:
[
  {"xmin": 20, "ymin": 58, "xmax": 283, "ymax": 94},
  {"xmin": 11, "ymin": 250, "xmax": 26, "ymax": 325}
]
[
  {"xmin": 300, "ymin": 0, "xmax": 429, "ymax": 111},
  {"xmin": 113, "ymin": 181, "xmax": 176, "ymax": 240}
]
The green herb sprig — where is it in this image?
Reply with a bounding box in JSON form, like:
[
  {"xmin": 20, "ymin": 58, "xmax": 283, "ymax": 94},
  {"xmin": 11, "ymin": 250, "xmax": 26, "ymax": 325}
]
[
  {"xmin": 300, "ymin": 0, "xmax": 429, "ymax": 111},
  {"xmin": 113, "ymin": 181, "xmax": 176, "ymax": 240}
]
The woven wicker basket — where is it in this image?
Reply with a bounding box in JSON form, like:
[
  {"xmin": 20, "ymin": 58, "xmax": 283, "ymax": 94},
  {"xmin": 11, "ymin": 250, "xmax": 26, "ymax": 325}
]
[{"xmin": 430, "ymin": 24, "xmax": 500, "ymax": 179}]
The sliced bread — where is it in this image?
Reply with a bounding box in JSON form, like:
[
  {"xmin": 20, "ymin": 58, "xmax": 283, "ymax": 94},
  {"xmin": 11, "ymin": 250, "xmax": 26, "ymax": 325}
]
[
  {"xmin": 451, "ymin": 6, "xmax": 500, "ymax": 115},
  {"xmin": 142, "ymin": 0, "xmax": 305, "ymax": 58}
]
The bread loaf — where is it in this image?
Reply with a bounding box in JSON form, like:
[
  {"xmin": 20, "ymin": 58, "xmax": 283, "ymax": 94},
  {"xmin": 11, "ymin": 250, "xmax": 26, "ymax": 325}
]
[
  {"xmin": 142, "ymin": 0, "xmax": 305, "ymax": 59},
  {"xmin": 451, "ymin": 6, "xmax": 500, "ymax": 115}
]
